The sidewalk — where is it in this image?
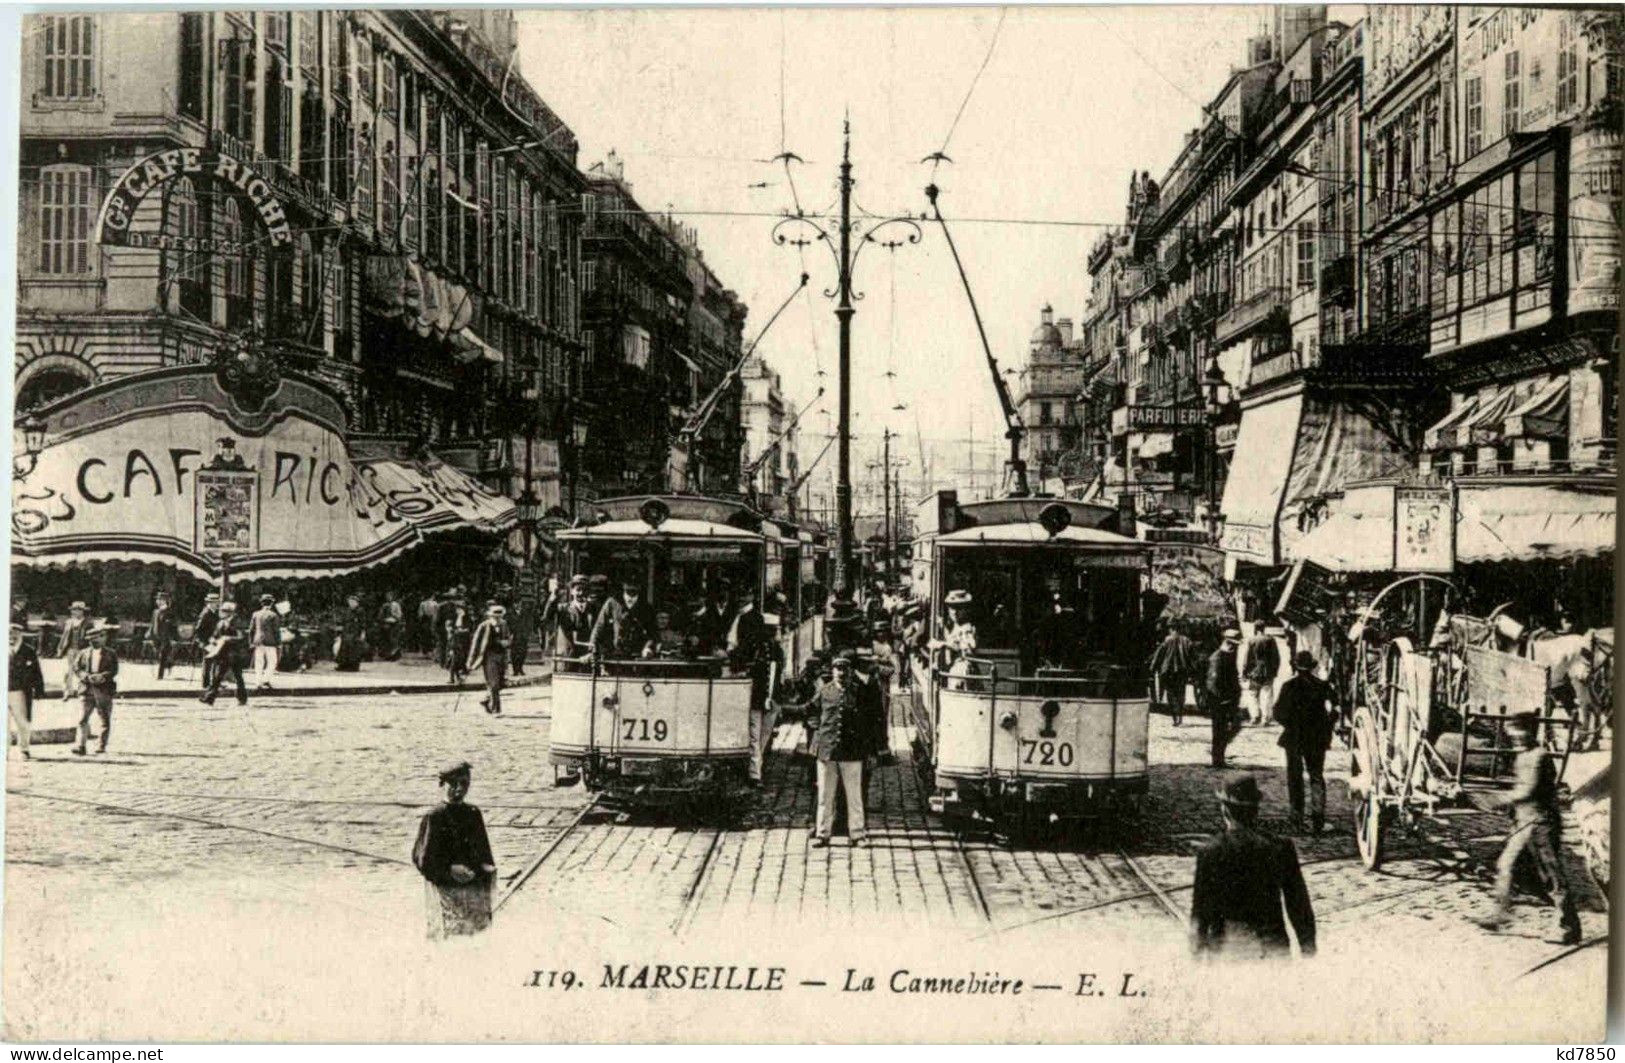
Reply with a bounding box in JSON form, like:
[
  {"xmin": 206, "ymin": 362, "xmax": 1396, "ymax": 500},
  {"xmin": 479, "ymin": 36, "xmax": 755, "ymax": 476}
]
[{"xmin": 37, "ymin": 653, "xmax": 553, "ymax": 700}]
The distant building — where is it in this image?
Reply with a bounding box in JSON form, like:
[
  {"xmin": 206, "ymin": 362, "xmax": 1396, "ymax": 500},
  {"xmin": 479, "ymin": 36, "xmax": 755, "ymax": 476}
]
[{"xmin": 1014, "ymin": 305, "xmax": 1085, "ymax": 492}]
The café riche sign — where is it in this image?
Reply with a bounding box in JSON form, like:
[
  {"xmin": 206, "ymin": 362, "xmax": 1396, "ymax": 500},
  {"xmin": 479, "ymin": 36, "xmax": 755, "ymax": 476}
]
[{"xmin": 96, "ymin": 146, "xmax": 293, "ymax": 251}]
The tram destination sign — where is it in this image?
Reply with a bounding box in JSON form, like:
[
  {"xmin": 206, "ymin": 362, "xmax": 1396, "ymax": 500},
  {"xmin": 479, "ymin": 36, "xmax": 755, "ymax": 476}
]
[{"xmin": 1123, "ymin": 404, "xmax": 1205, "ymax": 431}]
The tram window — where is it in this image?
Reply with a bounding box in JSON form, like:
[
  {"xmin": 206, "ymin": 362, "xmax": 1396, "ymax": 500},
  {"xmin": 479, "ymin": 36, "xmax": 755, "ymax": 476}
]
[{"xmin": 937, "ymin": 552, "xmax": 1019, "ymax": 649}]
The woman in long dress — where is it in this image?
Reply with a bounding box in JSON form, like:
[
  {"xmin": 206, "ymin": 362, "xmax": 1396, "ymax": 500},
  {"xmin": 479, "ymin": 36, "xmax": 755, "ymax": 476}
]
[{"xmin": 412, "ymin": 761, "xmax": 497, "ymax": 939}]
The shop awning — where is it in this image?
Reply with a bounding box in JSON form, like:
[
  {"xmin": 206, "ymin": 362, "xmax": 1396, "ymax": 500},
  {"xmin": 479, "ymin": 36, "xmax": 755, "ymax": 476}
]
[
  {"xmin": 1461, "ymin": 385, "xmax": 1520, "ymax": 446},
  {"xmin": 1455, "ymin": 484, "xmax": 1614, "ymax": 563},
  {"xmin": 12, "ymin": 367, "xmax": 517, "ymax": 582},
  {"xmin": 1293, "ymin": 484, "xmax": 1396, "ymax": 572},
  {"xmin": 1278, "ymin": 399, "xmax": 1413, "ymax": 563},
  {"xmin": 452, "ymin": 327, "xmax": 504, "ymax": 365},
  {"xmin": 1423, "ymin": 394, "xmax": 1482, "ymax": 450},
  {"xmin": 1503, "ymin": 376, "xmax": 1570, "ymax": 439},
  {"xmin": 1137, "ymin": 432, "xmax": 1175, "ymax": 458},
  {"xmin": 1219, "ymin": 393, "xmax": 1303, "ymax": 564}
]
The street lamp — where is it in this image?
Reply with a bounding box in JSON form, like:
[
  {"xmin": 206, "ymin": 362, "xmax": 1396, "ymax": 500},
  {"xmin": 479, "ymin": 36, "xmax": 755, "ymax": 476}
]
[
  {"xmin": 1201, "ymin": 357, "xmax": 1231, "ymax": 538},
  {"xmin": 13, "ymin": 411, "xmax": 45, "ymax": 482}
]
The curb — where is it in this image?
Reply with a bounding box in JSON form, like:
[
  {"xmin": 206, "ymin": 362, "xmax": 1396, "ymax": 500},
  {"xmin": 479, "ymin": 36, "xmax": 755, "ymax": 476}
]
[{"xmin": 40, "ymin": 673, "xmax": 553, "ymax": 702}]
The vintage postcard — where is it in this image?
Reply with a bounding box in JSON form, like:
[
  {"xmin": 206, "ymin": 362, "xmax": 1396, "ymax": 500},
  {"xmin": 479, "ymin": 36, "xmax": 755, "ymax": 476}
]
[{"xmin": 3, "ymin": 3, "xmax": 1616, "ymax": 1043}]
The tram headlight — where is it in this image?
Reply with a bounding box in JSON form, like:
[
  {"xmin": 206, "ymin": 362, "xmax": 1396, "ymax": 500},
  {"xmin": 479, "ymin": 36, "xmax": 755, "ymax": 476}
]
[{"xmin": 998, "ymin": 710, "xmax": 1018, "ymax": 731}]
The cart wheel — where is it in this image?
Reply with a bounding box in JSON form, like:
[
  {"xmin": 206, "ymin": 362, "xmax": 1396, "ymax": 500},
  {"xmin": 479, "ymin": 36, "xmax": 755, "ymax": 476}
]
[{"xmin": 1355, "ymin": 793, "xmax": 1385, "ymax": 871}]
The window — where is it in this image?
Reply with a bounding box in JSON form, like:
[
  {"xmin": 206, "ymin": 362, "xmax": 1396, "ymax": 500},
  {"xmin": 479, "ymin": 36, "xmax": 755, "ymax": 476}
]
[
  {"xmin": 402, "ymin": 71, "xmax": 420, "ymax": 136},
  {"xmin": 178, "ymin": 13, "xmax": 204, "ymax": 119},
  {"xmin": 380, "ymin": 51, "xmax": 398, "ymax": 117},
  {"xmin": 1296, "ymin": 221, "xmax": 1314, "ymax": 288},
  {"xmin": 380, "ymin": 140, "xmax": 399, "ymax": 240},
  {"xmin": 299, "ymin": 84, "xmax": 325, "ymax": 182},
  {"xmin": 264, "ymin": 52, "xmax": 292, "ymax": 163},
  {"xmin": 223, "ymin": 197, "xmax": 250, "ymax": 328},
  {"xmin": 1464, "ymin": 76, "xmax": 1483, "ymax": 158},
  {"xmin": 328, "ymin": 102, "xmax": 351, "ymax": 202},
  {"xmin": 401, "ymin": 159, "xmax": 419, "ymax": 253},
  {"xmin": 264, "ymin": 12, "xmax": 289, "ymax": 53},
  {"xmin": 164, "ymin": 176, "xmax": 207, "ymax": 318},
  {"xmin": 354, "ymin": 124, "xmax": 374, "ymax": 220},
  {"xmin": 1503, "ymin": 52, "xmax": 1521, "ymax": 137},
  {"xmin": 297, "ymin": 12, "xmax": 320, "ymax": 78},
  {"xmin": 582, "ymin": 192, "xmax": 598, "ymax": 231},
  {"xmin": 39, "ymin": 15, "xmax": 95, "ymax": 101},
  {"xmin": 355, "ymin": 29, "xmax": 373, "ymax": 104},
  {"xmin": 446, "ymin": 172, "xmax": 462, "ymax": 274},
  {"xmin": 582, "ymin": 259, "xmax": 596, "ymax": 295},
  {"xmin": 37, "ymin": 164, "xmax": 92, "ymax": 275},
  {"xmin": 1557, "ymin": 19, "xmax": 1579, "ymax": 114},
  {"xmin": 221, "ymin": 25, "xmax": 256, "ymax": 142},
  {"xmin": 1039, "ymin": 402, "xmax": 1052, "ymax": 426},
  {"xmin": 299, "ymin": 233, "xmax": 324, "ymax": 340},
  {"xmin": 329, "ymin": 14, "xmax": 350, "ymax": 101},
  {"xmin": 331, "ymin": 247, "xmax": 352, "ymax": 360}
]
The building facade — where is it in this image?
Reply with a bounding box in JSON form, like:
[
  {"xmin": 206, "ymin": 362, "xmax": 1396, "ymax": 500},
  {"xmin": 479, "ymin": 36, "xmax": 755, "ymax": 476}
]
[{"xmin": 1014, "ymin": 305, "xmax": 1086, "ymax": 492}]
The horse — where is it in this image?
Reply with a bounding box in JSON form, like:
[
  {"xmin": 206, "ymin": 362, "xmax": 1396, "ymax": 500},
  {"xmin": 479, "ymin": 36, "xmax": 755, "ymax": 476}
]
[{"xmin": 1527, "ymin": 627, "xmax": 1612, "ymax": 750}]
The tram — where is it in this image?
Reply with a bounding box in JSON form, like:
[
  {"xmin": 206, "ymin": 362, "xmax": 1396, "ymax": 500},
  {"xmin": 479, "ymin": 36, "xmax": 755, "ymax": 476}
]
[
  {"xmin": 550, "ymin": 495, "xmax": 770, "ymax": 811},
  {"xmin": 907, "ymin": 491, "xmax": 1154, "ymax": 831}
]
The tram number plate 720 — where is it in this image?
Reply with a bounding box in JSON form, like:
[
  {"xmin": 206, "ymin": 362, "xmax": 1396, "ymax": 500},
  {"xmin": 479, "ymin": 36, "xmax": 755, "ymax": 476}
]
[
  {"xmin": 1020, "ymin": 739, "xmax": 1074, "ymax": 767},
  {"xmin": 622, "ymin": 718, "xmax": 669, "ymax": 742}
]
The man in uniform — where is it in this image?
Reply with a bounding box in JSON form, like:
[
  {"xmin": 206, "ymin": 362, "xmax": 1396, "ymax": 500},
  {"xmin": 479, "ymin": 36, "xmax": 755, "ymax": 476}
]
[
  {"xmin": 810, "ymin": 651, "xmax": 869, "ymax": 848},
  {"xmin": 149, "ymin": 591, "xmax": 178, "ymax": 681},
  {"xmin": 1205, "ymin": 628, "xmax": 1243, "ymax": 768},
  {"xmin": 193, "ymin": 592, "xmax": 221, "ymax": 692},
  {"xmin": 591, "ymin": 577, "xmax": 657, "ymax": 659},
  {"xmin": 553, "ymin": 576, "xmax": 596, "ymax": 658},
  {"xmin": 1190, "ymin": 775, "xmax": 1317, "ymax": 958},
  {"xmin": 1243, "ymin": 622, "xmax": 1282, "ymax": 726},
  {"xmin": 1273, "ymin": 651, "xmax": 1338, "ymax": 834},
  {"xmin": 249, "ymin": 594, "xmax": 282, "ymax": 690},
  {"xmin": 1476, "ymin": 713, "xmax": 1582, "ymax": 945},
  {"xmin": 70, "ymin": 623, "xmax": 120, "ymax": 756},
  {"xmin": 56, "ymin": 601, "xmax": 92, "ymax": 701},
  {"xmin": 200, "ymin": 601, "xmax": 249, "ymax": 706},
  {"xmin": 467, "ymin": 602, "xmax": 512, "ymax": 716}
]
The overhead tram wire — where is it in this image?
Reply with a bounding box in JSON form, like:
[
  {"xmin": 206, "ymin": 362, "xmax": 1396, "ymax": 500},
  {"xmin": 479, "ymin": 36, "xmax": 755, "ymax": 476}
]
[{"xmin": 927, "ymin": 8, "xmax": 1008, "ymax": 181}]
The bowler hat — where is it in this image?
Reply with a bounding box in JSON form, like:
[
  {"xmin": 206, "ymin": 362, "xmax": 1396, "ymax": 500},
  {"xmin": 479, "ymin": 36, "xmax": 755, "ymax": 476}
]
[
  {"xmin": 1292, "ymin": 650, "xmax": 1318, "ymax": 671},
  {"xmin": 219, "ymin": 601, "xmax": 238, "ymax": 612},
  {"xmin": 260, "ymin": 594, "xmax": 275, "ymax": 605},
  {"xmin": 437, "ymin": 760, "xmax": 472, "ymax": 783},
  {"xmin": 944, "ymin": 589, "xmax": 973, "ymax": 607},
  {"xmin": 85, "ymin": 622, "xmax": 114, "ymax": 638},
  {"xmin": 1216, "ymin": 775, "xmax": 1263, "ymax": 808},
  {"xmin": 832, "ymin": 649, "xmax": 858, "ymax": 667}
]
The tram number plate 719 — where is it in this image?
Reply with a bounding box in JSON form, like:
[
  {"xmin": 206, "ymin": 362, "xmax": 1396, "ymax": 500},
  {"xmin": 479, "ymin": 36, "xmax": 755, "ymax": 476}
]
[
  {"xmin": 1020, "ymin": 739, "xmax": 1074, "ymax": 767},
  {"xmin": 622, "ymin": 718, "xmax": 669, "ymax": 742}
]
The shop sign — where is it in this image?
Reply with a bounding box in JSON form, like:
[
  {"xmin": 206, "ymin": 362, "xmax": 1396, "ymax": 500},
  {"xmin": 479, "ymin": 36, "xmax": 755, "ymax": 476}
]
[
  {"xmin": 1124, "ymin": 404, "xmax": 1205, "ymax": 431},
  {"xmin": 97, "ymin": 147, "xmax": 293, "ymax": 250},
  {"xmin": 1214, "ymin": 423, "xmax": 1239, "ymax": 449},
  {"xmin": 195, "ymin": 467, "xmax": 258, "ymax": 555},
  {"xmin": 1220, "ymin": 521, "xmax": 1275, "ymax": 565},
  {"xmin": 1394, "ymin": 485, "xmax": 1454, "ymax": 573}
]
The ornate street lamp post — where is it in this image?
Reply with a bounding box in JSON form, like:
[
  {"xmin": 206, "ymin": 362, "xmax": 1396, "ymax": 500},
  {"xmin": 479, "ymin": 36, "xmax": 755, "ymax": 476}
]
[
  {"xmin": 1202, "ymin": 356, "xmax": 1231, "ymax": 540},
  {"xmin": 771, "ymin": 121, "xmax": 922, "ymax": 647}
]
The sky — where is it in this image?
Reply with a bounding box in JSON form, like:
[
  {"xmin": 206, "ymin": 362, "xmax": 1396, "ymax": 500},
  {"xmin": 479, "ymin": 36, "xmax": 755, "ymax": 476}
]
[{"xmin": 516, "ymin": 5, "xmax": 1284, "ymax": 498}]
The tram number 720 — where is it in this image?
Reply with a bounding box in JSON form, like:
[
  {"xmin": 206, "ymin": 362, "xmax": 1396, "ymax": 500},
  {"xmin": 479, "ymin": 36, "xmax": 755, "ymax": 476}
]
[
  {"xmin": 1019, "ymin": 739, "xmax": 1074, "ymax": 767},
  {"xmin": 622, "ymin": 718, "xmax": 669, "ymax": 742}
]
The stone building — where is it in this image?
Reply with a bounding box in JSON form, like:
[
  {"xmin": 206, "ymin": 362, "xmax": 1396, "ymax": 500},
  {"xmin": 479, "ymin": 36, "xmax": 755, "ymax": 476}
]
[{"xmin": 1014, "ymin": 304, "xmax": 1085, "ymax": 491}]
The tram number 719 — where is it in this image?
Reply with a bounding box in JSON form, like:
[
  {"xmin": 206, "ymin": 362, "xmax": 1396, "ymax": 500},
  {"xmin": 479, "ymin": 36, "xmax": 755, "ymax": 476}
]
[
  {"xmin": 1019, "ymin": 739, "xmax": 1074, "ymax": 767},
  {"xmin": 622, "ymin": 718, "xmax": 670, "ymax": 742}
]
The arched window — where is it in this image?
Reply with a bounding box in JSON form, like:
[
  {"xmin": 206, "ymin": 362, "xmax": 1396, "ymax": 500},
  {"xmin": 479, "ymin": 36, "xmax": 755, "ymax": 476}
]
[
  {"xmin": 17, "ymin": 365, "xmax": 94, "ymax": 411},
  {"xmin": 163, "ymin": 176, "xmax": 208, "ymax": 319},
  {"xmin": 222, "ymin": 197, "xmax": 248, "ymax": 328}
]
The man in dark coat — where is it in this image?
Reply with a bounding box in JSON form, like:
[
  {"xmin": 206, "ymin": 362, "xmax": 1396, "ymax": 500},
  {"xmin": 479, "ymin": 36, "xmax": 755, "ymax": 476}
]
[
  {"xmin": 9, "ymin": 623, "xmax": 45, "ymax": 759},
  {"xmin": 1149, "ymin": 621, "xmax": 1198, "ymax": 726},
  {"xmin": 193, "ymin": 592, "xmax": 221, "ymax": 691},
  {"xmin": 552, "ymin": 576, "xmax": 595, "ymax": 657},
  {"xmin": 591, "ymin": 578, "xmax": 657, "ymax": 659},
  {"xmin": 1205, "ymin": 628, "xmax": 1243, "ymax": 768},
  {"xmin": 729, "ymin": 584, "xmax": 782, "ymax": 785},
  {"xmin": 466, "ymin": 603, "xmax": 511, "ymax": 716},
  {"xmin": 810, "ymin": 651, "xmax": 869, "ymax": 847},
  {"xmin": 412, "ymin": 761, "xmax": 497, "ymax": 939},
  {"xmin": 691, "ymin": 580, "xmax": 737, "ymax": 657},
  {"xmin": 1273, "ymin": 651, "xmax": 1338, "ymax": 833},
  {"xmin": 1244, "ymin": 623, "xmax": 1283, "ymax": 726},
  {"xmin": 149, "ymin": 591, "xmax": 178, "ymax": 680},
  {"xmin": 70, "ymin": 624, "xmax": 120, "ymax": 756},
  {"xmin": 1190, "ymin": 775, "xmax": 1317, "ymax": 959},
  {"xmin": 200, "ymin": 601, "xmax": 249, "ymax": 706}
]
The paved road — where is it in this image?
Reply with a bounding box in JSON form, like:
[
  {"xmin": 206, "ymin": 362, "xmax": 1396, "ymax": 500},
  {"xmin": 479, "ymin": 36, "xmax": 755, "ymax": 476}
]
[{"xmin": 2, "ymin": 687, "xmax": 1607, "ymax": 1041}]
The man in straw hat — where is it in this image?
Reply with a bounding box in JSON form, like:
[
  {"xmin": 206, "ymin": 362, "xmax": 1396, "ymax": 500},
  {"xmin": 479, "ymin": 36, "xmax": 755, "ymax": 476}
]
[
  {"xmin": 9, "ymin": 623, "xmax": 45, "ymax": 759},
  {"xmin": 193, "ymin": 592, "xmax": 222, "ymax": 691},
  {"xmin": 70, "ymin": 622, "xmax": 120, "ymax": 756},
  {"xmin": 1204, "ymin": 627, "xmax": 1243, "ymax": 768},
  {"xmin": 412, "ymin": 761, "xmax": 496, "ymax": 939},
  {"xmin": 1191, "ymin": 775, "xmax": 1317, "ymax": 958},
  {"xmin": 55, "ymin": 601, "xmax": 92, "ymax": 700},
  {"xmin": 1273, "ymin": 651, "xmax": 1339, "ymax": 834},
  {"xmin": 467, "ymin": 601, "xmax": 511, "ymax": 715},
  {"xmin": 249, "ymin": 593, "xmax": 282, "ymax": 691},
  {"xmin": 1475, "ymin": 712, "xmax": 1582, "ymax": 945}
]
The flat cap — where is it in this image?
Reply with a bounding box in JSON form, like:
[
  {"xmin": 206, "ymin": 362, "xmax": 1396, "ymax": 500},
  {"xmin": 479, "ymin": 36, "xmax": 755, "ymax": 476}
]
[{"xmin": 437, "ymin": 760, "xmax": 472, "ymax": 782}]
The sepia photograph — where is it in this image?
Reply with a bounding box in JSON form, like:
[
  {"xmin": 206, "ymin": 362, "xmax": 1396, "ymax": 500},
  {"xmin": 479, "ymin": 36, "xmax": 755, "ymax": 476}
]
[{"xmin": 1, "ymin": 2, "xmax": 1618, "ymax": 1045}]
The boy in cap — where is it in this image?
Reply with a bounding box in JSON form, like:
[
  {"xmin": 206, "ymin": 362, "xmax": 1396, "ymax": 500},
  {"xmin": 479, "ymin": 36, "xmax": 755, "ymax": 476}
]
[
  {"xmin": 70, "ymin": 623, "xmax": 120, "ymax": 756},
  {"xmin": 149, "ymin": 591, "xmax": 178, "ymax": 681},
  {"xmin": 194, "ymin": 592, "xmax": 222, "ymax": 691},
  {"xmin": 1476, "ymin": 712, "xmax": 1582, "ymax": 945},
  {"xmin": 9, "ymin": 623, "xmax": 45, "ymax": 759},
  {"xmin": 1205, "ymin": 628, "xmax": 1243, "ymax": 768},
  {"xmin": 412, "ymin": 761, "xmax": 497, "ymax": 938},
  {"xmin": 466, "ymin": 602, "xmax": 511, "ymax": 715},
  {"xmin": 1190, "ymin": 775, "xmax": 1317, "ymax": 958},
  {"xmin": 56, "ymin": 601, "xmax": 91, "ymax": 700},
  {"xmin": 1273, "ymin": 651, "xmax": 1338, "ymax": 833},
  {"xmin": 553, "ymin": 575, "xmax": 596, "ymax": 658},
  {"xmin": 250, "ymin": 594, "xmax": 282, "ymax": 690}
]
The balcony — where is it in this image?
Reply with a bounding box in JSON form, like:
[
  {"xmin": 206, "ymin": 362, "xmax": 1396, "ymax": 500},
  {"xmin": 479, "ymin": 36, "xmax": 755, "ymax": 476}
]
[
  {"xmin": 1214, "ymin": 287, "xmax": 1286, "ymax": 346},
  {"xmin": 1163, "ymin": 303, "xmax": 1188, "ymax": 338},
  {"xmin": 1320, "ymin": 253, "xmax": 1354, "ymax": 308}
]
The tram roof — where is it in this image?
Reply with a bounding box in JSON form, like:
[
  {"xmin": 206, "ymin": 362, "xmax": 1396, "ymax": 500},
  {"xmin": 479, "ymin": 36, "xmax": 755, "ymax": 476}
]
[
  {"xmin": 929, "ymin": 524, "xmax": 1147, "ymax": 550},
  {"xmin": 557, "ymin": 518, "xmax": 763, "ymax": 542}
]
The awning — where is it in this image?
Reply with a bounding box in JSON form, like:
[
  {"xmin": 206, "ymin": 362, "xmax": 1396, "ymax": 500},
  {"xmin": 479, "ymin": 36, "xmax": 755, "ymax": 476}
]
[
  {"xmin": 1461, "ymin": 385, "xmax": 1521, "ymax": 446},
  {"xmin": 1503, "ymin": 376, "xmax": 1570, "ymax": 439},
  {"xmin": 1278, "ymin": 399, "xmax": 1413, "ymax": 562},
  {"xmin": 1455, "ymin": 483, "xmax": 1614, "ymax": 563},
  {"xmin": 1219, "ymin": 393, "xmax": 1303, "ymax": 564},
  {"xmin": 1293, "ymin": 484, "xmax": 1396, "ymax": 572},
  {"xmin": 12, "ymin": 367, "xmax": 517, "ymax": 581},
  {"xmin": 452, "ymin": 328, "xmax": 504, "ymax": 365},
  {"xmin": 1136, "ymin": 432, "xmax": 1175, "ymax": 458},
  {"xmin": 1423, "ymin": 394, "xmax": 1482, "ymax": 450}
]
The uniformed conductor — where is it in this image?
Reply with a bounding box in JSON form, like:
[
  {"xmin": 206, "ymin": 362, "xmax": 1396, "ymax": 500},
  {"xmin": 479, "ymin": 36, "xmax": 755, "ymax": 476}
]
[
  {"xmin": 1190, "ymin": 775, "xmax": 1317, "ymax": 959},
  {"xmin": 810, "ymin": 650, "xmax": 869, "ymax": 848}
]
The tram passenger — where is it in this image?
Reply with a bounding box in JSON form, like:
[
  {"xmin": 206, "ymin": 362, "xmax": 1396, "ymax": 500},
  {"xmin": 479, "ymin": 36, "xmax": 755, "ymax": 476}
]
[
  {"xmin": 553, "ymin": 576, "xmax": 596, "ymax": 658},
  {"xmin": 1034, "ymin": 576, "xmax": 1082, "ymax": 672},
  {"xmin": 1475, "ymin": 713, "xmax": 1582, "ymax": 945},
  {"xmin": 933, "ymin": 589, "xmax": 979, "ymax": 690},
  {"xmin": 652, "ymin": 611, "xmax": 687, "ymax": 657},
  {"xmin": 592, "ymin": 578, "xmax": 657, "ymax": 659},
  {"xmin": 692, "ymin": 579, "xmax": 736, "ymax": 657},
  {"xmin": 1190, "ymin": 775, "xmax": 1316, "ymax": 959},
  {"xmin": 1205, "ymin": 628, "xmax": 1243, "ymax": 768}
]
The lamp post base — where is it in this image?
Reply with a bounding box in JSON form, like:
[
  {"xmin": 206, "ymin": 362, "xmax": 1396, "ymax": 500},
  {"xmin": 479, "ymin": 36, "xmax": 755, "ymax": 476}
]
[{"xmin": 824, "ymin": 597, "xmax": 862, "ymax": 654}]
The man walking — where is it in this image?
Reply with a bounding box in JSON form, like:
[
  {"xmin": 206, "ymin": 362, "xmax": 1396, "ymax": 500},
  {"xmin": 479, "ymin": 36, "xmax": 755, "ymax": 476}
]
[
  {"xmin": 1149, "ymin": 621, "xmax": 1198, "ymax": 726},
  {"xmin": 467, "ymin": 602, "xmax": 511, "ymax": 716},
  {"xmin": 1190, "ymin": 775, "xmax": 1317, "ymax": 958},
  {"xmin": 70, "ymin": 623, "xmax": 120, "ymax": 756},
  {"xmin": 1476, "ymin": 713, "xmax": 1582, "ymax": 945},
  {"xmin": 194, "ymin": 592, "xmax": 222, "ymax": 691},
  {"xmin": 250, "ymin": 594, "xmax": 282, "ymax": 690},
  {"xmin": 1273, "ymin": 651, "xmax": 1338, "ymax": 834},
  {"xmin": 1243, "ymin": 622, "xmax": 1282, "ymax": 726},
  {"xmin": 9, "ymin": 623, "xmax": 45, "ymax": 759},
  {"xmin": 810, "ymin": 651, "xmax": 869, "ymax": 848},
  {"xmin": 149, "ymin": 591, "xmax": 178, "ymax": 681},
  {"xmin": 1205, "ymin": 628, "xmax": 1243, "ymax": 768},
  {"xmin": 200, "ymin": 601, "xmax": 248, "ymax": 706},
  {"xmin": 55, "ymin": 601, "xmax": 92, "ymax": 701}
]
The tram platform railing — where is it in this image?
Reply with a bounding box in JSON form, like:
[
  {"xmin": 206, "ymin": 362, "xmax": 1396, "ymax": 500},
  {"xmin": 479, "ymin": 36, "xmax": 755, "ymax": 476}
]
[
  {"xmin": 551, "ymin": 654, "xmax": 752, "ymax": 680},
  {"xmin": 935, "ymin": 656, "xmax": 1145, "ymax": 700}
]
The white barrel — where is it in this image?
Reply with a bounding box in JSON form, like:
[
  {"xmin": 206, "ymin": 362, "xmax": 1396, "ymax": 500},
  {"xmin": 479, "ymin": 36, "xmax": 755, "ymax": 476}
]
[
  {"xmin": 935, "ymin": 688, "xmax": 1149, "ymax": 782},
  {"xmin": 551, "ymin": 671, "xmax": 752, "ymax": 759}
]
